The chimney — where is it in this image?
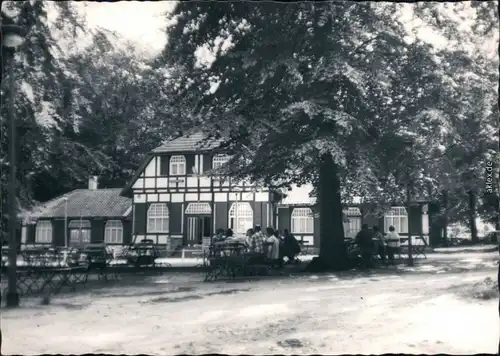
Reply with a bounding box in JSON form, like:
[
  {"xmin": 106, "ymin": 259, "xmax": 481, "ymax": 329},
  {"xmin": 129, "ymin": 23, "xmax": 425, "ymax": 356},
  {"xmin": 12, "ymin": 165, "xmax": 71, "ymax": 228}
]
[{"xmin": 88, "ymin": 176, "xmax": 98, "ymax": 190}]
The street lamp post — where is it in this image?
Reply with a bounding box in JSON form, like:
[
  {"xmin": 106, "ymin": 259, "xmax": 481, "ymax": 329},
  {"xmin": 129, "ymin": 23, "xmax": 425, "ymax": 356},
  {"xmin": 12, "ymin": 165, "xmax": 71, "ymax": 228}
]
[
  {"xmin": 406, "ymin": 179, "xmax": 414, "ymax": 267},
  {"xmin": 404, "ymin": 139, "xmax": 415, "ymax": 267},
  {"xmin": 2, "ymin": 23, "xmax": 27, "ymax": 308}
]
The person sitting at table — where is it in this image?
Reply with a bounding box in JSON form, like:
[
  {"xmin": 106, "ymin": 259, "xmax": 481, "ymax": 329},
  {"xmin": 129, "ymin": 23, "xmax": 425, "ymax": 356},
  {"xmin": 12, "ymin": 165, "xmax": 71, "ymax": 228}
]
[
  {"xmin": 265, "ymin": 227, "xmax": 281, "ymax": 265},
  {"xmin": 226, "ymin": 228, "xmax": 234, "ymax": 238},
  {"xmin": 245, "ymin": 228, "xmax": 254, "ymax": 247},
  {"xmin": 282, "ymin": 229, "xmax": 301, "ymax": 264},
  {"xmin": 386, "ymin": 225, "xmax": 401, "ymax": 265},
  {"xmin": 372, "ymin": 225, "xmax": 386, "ymax": 263},
  {"xmin": 253, "ymin": 225, "xmax": 264, "ymax": 239},
  {"xmin": 239, "ymin": 227, "xmax": 266, "ymax": 272},
  {"xmin": 213, "ymin": 228, "xmax": 225, "ymax": 242},
  {"xmin": 355, "ymin": 224, "xmax": 374, "ymax": 268},
  {"xmin": 250, "ymin": 227, "xmax": 265, "ymax": 254}
]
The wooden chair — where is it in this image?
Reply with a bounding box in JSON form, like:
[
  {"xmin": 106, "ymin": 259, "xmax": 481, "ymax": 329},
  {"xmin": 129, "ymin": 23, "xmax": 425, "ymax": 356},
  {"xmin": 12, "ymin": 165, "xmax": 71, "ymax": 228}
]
[{"xmin": 413, "ymin": 236, "xmax": 428, "ymax": 259}]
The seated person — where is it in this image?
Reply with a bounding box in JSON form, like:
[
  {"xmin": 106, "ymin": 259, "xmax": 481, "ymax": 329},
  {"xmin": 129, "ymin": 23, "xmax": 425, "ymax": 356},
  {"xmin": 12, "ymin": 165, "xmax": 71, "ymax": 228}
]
[
  {"xmin": 245, "ymin": 228, "xmax": 254, "ymax": 246},
  {"xmin": 249, "ymin": 227, "xmax": 265, "ymax": 254},
  {"xmin": 242, "ymin": 227, "xmax": 266, "ymax": 265},
  {"xmin": 265, "ymin": 227, "xmax": 280, "ymax": 262},
  {"xmin": 282, "ymin": 229, "xmax": 301, "ymax": 263},
  {"xmin": 386, "ymin": 225, "xmax": 401, "ymax": 265},
  {"xmin": 372, "ymin": 226, "xmax": 386, "ymax": 262},
  {"xmin": 355, "ymin": 224, "xmax": 374, "ymax": 268},
  {"xmin": 213, "ymin": 228, "xmax": 226, "ymax": 242}
]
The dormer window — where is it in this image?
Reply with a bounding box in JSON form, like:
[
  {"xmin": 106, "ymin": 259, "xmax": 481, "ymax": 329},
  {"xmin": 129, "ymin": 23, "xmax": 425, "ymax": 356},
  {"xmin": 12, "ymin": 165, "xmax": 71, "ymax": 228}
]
[
  {"xmin": 213, "ymin": 154, "xmax": 230, "ymax": 170},
  {"xmin": 169, "ymin": 155, "xmax": 186, "ymax": 176}
]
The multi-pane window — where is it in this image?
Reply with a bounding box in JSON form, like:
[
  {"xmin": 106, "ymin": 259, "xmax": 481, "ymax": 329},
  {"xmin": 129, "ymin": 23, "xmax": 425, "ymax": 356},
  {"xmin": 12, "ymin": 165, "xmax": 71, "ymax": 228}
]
[
  {"xmin": 384, "ymin": 207, "xmax": 408, "ymax": 233},
  {"xmin": 35, "ymin": 221, "xmax": 52, "ymax": 243},
  {"xmin": 291, "ymin": 208, "xmax": 314, "ymax": 234},
  {"xmin": 343, "ymin": 207, "xmax": 362, "ymax": 238},
  {"xmin": 147, "ymin": 203, "xmax": 169, "ymax": 233},
  {"xmin": 69, "ymin": 220, "xmax": 91, "ymax": 246},
  {"xmin": 104, "ymin": 220, "xmax": 123, "ymax": 244},
  {"xmin": 212, "ymin": 154, "xmax": 230, "ymax": 170},
  {"xmin": 185, "ymin": 203, "xmax": 212, "ymax": 215},
  {"xmin": 228, "ymin": 202, "xmax": 254, "ymax": 234},
  {"xmin": 169, "ymin": 155, "xmax": 186, "ymax": 176}
]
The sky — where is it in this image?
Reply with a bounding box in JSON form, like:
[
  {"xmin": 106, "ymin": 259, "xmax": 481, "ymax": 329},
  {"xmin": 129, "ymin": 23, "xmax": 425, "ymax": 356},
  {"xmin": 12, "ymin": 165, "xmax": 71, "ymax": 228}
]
[
  {"xmin": 80, "ymin": 1, "xmax": 497, "ymax": 60},
  {"xmin": 82, "ymin": 1, "xmax": 174, "ymax": 55}
]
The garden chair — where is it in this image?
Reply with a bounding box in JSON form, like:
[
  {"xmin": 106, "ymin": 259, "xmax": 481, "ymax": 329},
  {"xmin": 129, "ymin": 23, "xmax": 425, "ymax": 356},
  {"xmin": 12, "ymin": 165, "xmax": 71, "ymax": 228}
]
[{"xmin": 413, "ymin": 236, "xmax": 428, "ymax": 259}]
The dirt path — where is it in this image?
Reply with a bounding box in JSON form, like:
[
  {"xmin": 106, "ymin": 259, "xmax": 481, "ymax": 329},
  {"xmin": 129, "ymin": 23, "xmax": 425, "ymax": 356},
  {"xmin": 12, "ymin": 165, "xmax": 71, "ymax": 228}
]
[{"xmin": 2, "ymin": 264, "xmax": 497, "ymax": 355}]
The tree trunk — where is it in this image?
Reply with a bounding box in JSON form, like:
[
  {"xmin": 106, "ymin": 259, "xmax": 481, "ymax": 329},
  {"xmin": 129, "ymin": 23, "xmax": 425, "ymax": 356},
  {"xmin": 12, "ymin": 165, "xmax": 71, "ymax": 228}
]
[
  {"xmin": 468, "ymin": 190, "xmax": 478, "ymax": 243},
  {"xmin": 310, "ymin": 154, "xmax": 349, "ymax": 271}
]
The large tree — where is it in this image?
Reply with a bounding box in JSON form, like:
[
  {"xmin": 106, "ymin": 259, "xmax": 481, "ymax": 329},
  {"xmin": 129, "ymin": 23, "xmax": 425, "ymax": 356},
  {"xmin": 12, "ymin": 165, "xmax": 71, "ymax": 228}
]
[
  {"xmin": 31, "ymin": 30, "xmax": 173, "ymax": 201},
  {"xmin": 160, "ymin": 1, "xmax": 498, "ymax": 266},
  {"xmin": 1, "ymin": 1, "xmax": 86, "ymax": 241}
]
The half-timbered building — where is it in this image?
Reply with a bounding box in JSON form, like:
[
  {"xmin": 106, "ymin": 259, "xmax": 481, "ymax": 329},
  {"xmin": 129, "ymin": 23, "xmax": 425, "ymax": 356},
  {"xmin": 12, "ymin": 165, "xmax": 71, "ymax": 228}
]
[{"xmin": 121, "ymin": 133, "xmax": 279, "ymax": 254}]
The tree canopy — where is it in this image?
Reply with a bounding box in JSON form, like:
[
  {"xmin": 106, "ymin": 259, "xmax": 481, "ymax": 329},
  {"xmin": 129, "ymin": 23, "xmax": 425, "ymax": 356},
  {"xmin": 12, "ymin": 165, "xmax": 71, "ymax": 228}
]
[
  {"xmin": 0, "ymin": 1, "xmax": 178, "ymax": 241},
  {"xmin": 160, "ymin": 2, "xmax": 498, "ymax": 265}
]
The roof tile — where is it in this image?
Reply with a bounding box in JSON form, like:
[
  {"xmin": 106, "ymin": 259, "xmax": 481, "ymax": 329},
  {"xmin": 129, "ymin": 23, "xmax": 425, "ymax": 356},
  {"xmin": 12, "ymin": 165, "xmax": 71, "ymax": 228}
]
[
  {"xmin": 151, "ymin": 132, "xmax": 223, "ymax": 153},
  {"xmin": 29, "ymin": 189, "xmax": 131, "ymax": 219}
]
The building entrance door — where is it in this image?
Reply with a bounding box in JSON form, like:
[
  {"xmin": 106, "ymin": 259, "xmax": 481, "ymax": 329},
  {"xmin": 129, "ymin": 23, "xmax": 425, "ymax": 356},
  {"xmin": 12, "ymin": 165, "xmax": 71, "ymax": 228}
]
[{"xmin": 186, "ymin": 216, "xmax": 211, "ymax": 246}]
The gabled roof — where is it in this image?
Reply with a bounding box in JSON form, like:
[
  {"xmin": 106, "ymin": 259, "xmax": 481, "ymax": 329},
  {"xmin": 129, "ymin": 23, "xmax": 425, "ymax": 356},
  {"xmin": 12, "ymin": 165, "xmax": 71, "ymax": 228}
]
[
  {"xmin": 121, "ymin": 154, "xmax": 153, "ymax": 197},
  {"xmin": 121, "ymin": 132, "xmax": 225, "ymax": 196},
  {"xmin": 151, "ymin": 132, "xmax": 223, "ymax": 153},
  {"xmin": 24, "ymin": 189, "xmax": 132, "ymax": 220}
]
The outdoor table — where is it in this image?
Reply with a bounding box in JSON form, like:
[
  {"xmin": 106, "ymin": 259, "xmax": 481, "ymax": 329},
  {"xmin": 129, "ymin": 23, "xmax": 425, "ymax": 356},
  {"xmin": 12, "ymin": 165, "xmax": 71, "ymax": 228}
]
[
  {"xmin": 83, "ymin": 244, "xmax": 118, "ymax": 280},
  {"xmin": 1, "ymin": 248, "xmax": 89, "ymax": 298},
  {"xmin": 205, "ymin": 241, "xmax": 248, "ymax": 281},
  {"xmin": 125, "ymin": 240, "xmax": 160, "ymax": 268},
  {"xmin": 37, "ymin": 266, "xmax": 89, "ymax": 293},
  {"xmin": 1, "ymin": 263, "xmax": 89, "ymax": 297}
]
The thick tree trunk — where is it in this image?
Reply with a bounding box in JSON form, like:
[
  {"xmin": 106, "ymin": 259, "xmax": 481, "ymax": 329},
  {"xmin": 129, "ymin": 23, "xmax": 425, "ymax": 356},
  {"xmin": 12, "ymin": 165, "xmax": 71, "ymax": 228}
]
[
  {"xmin": 308, "ymin": 154, "xmax": 349, "ymax": 271},
  {"xmin": 468, "ymin": 190, "xmax": 478, "ymax": 243}
]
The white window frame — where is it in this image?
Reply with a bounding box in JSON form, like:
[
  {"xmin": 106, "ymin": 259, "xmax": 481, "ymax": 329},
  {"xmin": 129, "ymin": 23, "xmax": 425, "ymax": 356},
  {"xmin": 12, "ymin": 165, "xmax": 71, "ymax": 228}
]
[
  {"xmin": 104, "ymin": 220, "xmax": 123, "ymax": 244},
  {"xmin": 228, "ymin": 202, "xmax": 254, "ymax": 234},
  {"xmin": 384, "ymin": 206, "xmax": 408, "ymax": 233},
  {"xmin": 343, "ymin": 217, "xmax": 362, "ymax": 238},
  {"xmin": 169, "ymin": 155, "xmax": 186, "ymax": 176},
  {"xmin": 147, "ymin": 203, "xmax": 169, "ymax": 233},
  {"xmin": 212, "ymin": 154, "xmax": 230, "ymax": 170},
  {"xmin": 343, "ymin": 207, "xmax": 362, "ymax": 238},
  {"xmin": 35, "ymin": 220, "xmax": 52, "ymax": 243},
  {"xmin": 68, "ymin": 220, "xmax": 92, "ymax": 246},
  {"xmin": 185, "ymin": 203, "xmax": 212, "ymax": 215},
  {"xmin": 291, "ymin": 208, "xmax": 314, "ymax": 234}
]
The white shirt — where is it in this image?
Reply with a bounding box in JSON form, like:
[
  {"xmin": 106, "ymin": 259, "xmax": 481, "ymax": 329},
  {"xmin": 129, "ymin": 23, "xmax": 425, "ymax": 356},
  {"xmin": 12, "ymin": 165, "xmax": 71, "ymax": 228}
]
[
  {"xmin": 386, "ymin": 231, "xmax": 401, "ymax": 248},
  {"xmin": 266, "ymin": 235, "xmax": 280, "ymax": 260}
]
